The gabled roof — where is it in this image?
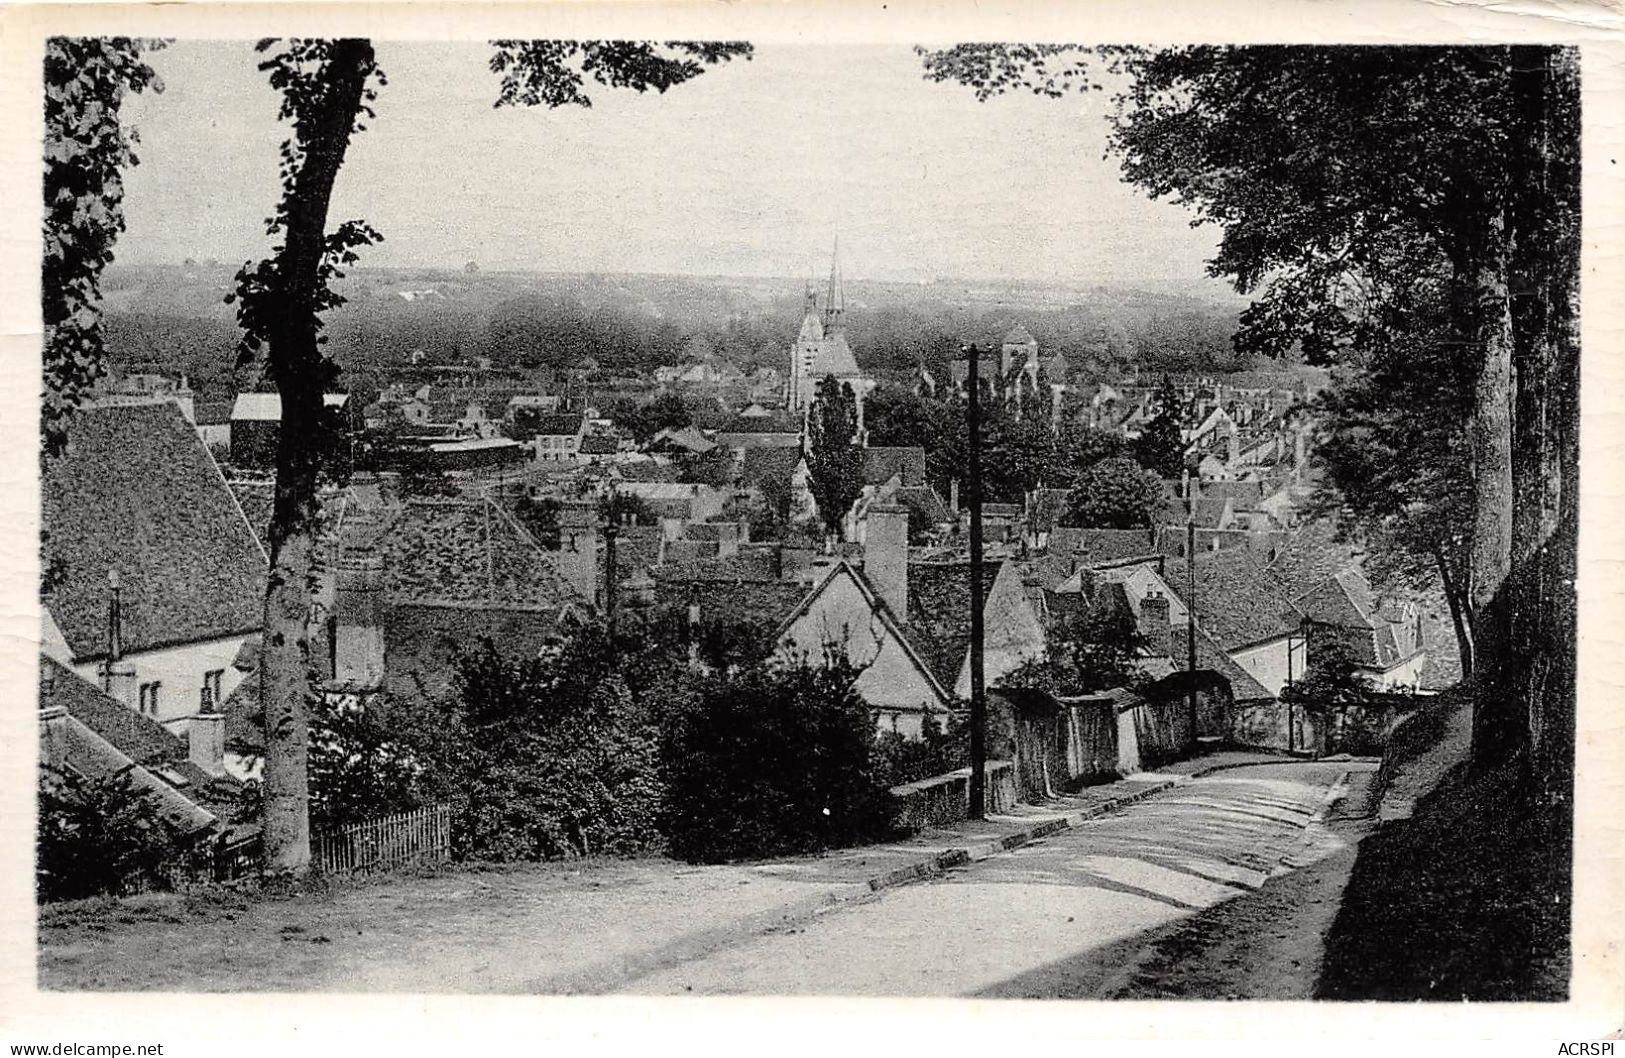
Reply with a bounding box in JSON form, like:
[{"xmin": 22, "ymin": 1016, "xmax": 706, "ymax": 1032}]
[
  {"xmin": 904, "ymin": 560, "xmax": 1004, "ymax": 691},
  {"xmin": 1295, "ymin": 569, "xmax": 1378, "ymax": 630},
  {"xmin": 893, "ymin": 485, "xmax": 951, "ymax": 527},
  {"xmin": 739, "ymin": 446, "xmax": 803, "ymax": 491},
  {"xmin": 1162, "ymin": 623, "xmax": 1276, "ymax": 702},
  {"xmin": 776, "ymin": 562, "xmax": 954, "ymax": 708},
  {"xmin": 377, "ymin": 498, "xmax": 583, "ymax": 609},
  {"xmin": 40, "ymin": 655, "xmax": 183, "ymax": 766},
  {"xmin": 797, "ymin": 333, "xmax": 862, "ymax": 379},
  {"xmin": 1003, "ymin": 324, "xmax": 1037, "ymax": 347},
  {"xmin": 1163, "ymin": 548, "xmax": 1303, "ymax": 651},
  {"xmin": 578, "ymin": 433, "xmax": 621, "ymax": 456},
  {"xmin": 1047, "ymin": 527, "xmax": 1162, "ymax": 569},
  {"xmin": 528, "ymin": 412, "xmax": 588, "ymax": 438},
  {"xmin": 40, "ymin": 656, "xmax": 233, "ymax": 830},
  {"xmin": 862, "ymin": 446, "xmax": 927, "ymax": 487},
  {"xmin": 43, "ymin": 403, "xmax": 268, "ymax": 661},
  {"xmin": 648, "ymin": 426, "xmax": 717, "ymax": 454}
]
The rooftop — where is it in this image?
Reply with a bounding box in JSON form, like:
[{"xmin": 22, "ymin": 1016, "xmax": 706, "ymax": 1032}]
[{"xmin": 43, "ymin": 403, "xmax": 268, "ymax": 661}]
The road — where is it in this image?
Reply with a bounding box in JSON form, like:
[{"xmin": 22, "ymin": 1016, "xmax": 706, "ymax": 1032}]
[{"xmin": 622, "ymin": 760, "xmax": 1368, "ymax": 997}]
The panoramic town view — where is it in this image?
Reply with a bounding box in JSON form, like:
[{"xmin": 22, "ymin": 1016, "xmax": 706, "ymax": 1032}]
[{"xmin": 35, "ymin": 38, "xmax": 1577, "ymax": 1004}]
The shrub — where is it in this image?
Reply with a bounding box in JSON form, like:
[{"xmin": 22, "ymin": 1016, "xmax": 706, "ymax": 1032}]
[
  {"xmin": 432, "ymin": 632, "xmax": 668, "ymax": 861},
  {"xmin": 37, "ymin": 767, "xmax": 198, "ymax": 901},
  {"xmin": 872, "ymin": 710, "xmax": 969, "ymax": 789},
  {"xmin": 661, "ymin": 649, "xmax": 898, "ymax": 863}
]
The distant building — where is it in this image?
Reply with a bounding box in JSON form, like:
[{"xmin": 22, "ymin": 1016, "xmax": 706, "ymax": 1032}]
[{"xmin": 786, "ymin": 243, "xmax": 875, "ymax": 416}]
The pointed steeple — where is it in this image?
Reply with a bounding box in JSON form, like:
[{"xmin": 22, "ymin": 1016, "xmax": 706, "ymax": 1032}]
[{"xmin": 823, "ymin": 236, "xmax": 844, "ymax": 335}]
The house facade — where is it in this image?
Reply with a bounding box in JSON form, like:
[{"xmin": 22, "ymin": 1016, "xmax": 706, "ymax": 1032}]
[{"xmin": 41, "ymin": 403, "xmax": 268, "ymax": 736}]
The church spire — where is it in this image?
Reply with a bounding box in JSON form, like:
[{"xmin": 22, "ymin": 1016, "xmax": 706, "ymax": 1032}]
[{"xmin": 823, "ymin": 236, "xmax": 844, "ymax": 335}]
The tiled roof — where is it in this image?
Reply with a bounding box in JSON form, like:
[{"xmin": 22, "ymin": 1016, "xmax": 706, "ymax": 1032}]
[
  {"xmin": 40, "ymin": 655, "xmax": 183, "ymax": 765},
  {"xmin": 1295, "ymin": 568, "xmax": 1377, "ymax": 629},
  {"xmin": 1195, "ymin": 479, "xmax": 1266, "ymax": 509},
  {"xmin": 194, "ymin": 400, "xmax": 233, "ymax": 426},
  {"xmin": 43, "ymin": 403, "xmax": 268, "ymax": 660},
  {"xmin": 1163, "ymin": 548, "xmax": 1303, "ymax": 650},
  {"xmin": 1262, "ymin": 518, "xmax": 1362, "ymax": 599},
  {"xmin": 721, "ymin": 410, "xmax": 800, "ymax": 435},
  {"xmin": 382, "ymin": 603, "xmax": 564, "ymax": 707},
  {"xmin": 654, "ymin": 575, "xmax": 810, "ymax": 634},
  {"xmin": 377, "ymin": 499, "xmax": 582, "ymax": 609},
  {"xmin": 862, "ymin": 446, "xmax": 926, "ymax": 487},
  {"xmin": 893, "ymin": 485, "xmax": 951, "ymax": 527},
  {"xmin": 1162, "ymin": 623, "xmax": 1276, "ymax": 702},
  {"xmin": 578, "ymin": 433, "xmax": 620, "ymax": 456},
  {"xmin": 904, "ymin": 561, "xmax": 1004, "ymax": 691},
  {"xmin": 739, "ymin": 446, "xmax": 802, "ymax": 490},
  {"xmin": 1048, "ymin": 527, "xmax": 1161, "ymax": 569}
]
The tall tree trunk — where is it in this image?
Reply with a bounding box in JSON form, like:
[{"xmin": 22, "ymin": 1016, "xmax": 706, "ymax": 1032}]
[
  {"xmin": 1465, "ymin": 213, "xmax": 1518, "ymax": 767},
  {"xmin": 1433, "ymin": 544, "xmax": 1474, "ymax": 683},
  {"xmin": 259, "ymin": 40, "xmax": 376, "ymax": 876}
]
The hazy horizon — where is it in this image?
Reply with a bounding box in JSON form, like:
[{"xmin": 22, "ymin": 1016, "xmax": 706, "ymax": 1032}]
[{"xmin": 112, "ymin": 41, "xmax": 1238, "ymax": 301}]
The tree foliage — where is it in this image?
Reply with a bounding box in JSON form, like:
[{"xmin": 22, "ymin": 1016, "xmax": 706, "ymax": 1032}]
[
  {"xmin": 1064, "ymin": 456, "xmax": 1162, "ymax": 530},
  {"xmin": 1131, "ymin": 376, "xmax": 1186, "ymax": 477},
  {"xmin": 37, "ymin": 766, "xmax": 196, "ymax": 901},
  {"xmin": 919, "ymin": 43, "xmax": 1580, "ymax": 785},
  {"xmin": 226, "ymin": 36, "xmax": 753, "ymax": 874},
  {"xmin": 805, "ymin": 376, "xmax": 863, "ymax": 539},
  {"xmin": 661, "ymin": 649, "xmax": 897, "ymax": 863},
  {"xmin": 41, "ymin": 37, "xmax": 164, "ymax": 456},
  {"xmin": 1002, "ymin": 606, "xmax": 1147, "ymax": 698}
]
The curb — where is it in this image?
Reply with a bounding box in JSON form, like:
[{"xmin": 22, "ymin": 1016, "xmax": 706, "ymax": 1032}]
[
  {"xmin": 865, "ymin": 773, "xmax": 1193, "ymax": 892},
  {"xmin": 862, "ymin": 754, "xmax": 1345, "ymax": 895}
]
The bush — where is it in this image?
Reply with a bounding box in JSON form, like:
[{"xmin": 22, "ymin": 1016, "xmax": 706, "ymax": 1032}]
[
  {"xmin": 661, "ymin": 650, "xmax": 898, "ymax": 863},
  {"xmin": 429, "ymin": 632, "xmax": 669, "ymax": 861},
  {"xmin": 872, "ymin": 710, "xmax": 969, "ymax": 789},
  {"xmin": 37, "ymin": 767, "xmax": 198, "ymax": 901}
]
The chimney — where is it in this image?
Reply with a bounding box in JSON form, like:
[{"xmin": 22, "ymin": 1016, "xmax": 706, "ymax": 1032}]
[
  {"xmin": 186, "ymin": 713, "xmax": 226, "ymax": 778},
  {"xmin": 99, "ymin": 570, "xmax": 137, "ymax": 707},
  {"xmin": 1226, "ymin": 421, "xmax": 1240, "ymax": 463},
  {"xmin": 39, "ymin": 706, "xmax": 70, "ymax": 770},
  {"xmin": 558, "ymin": 500, "xmax": 600, "ymax": 607},
  {"xmin": 332, "ymin": 516, "xmax": 386, "ymax": 691},
  {"xmin": 865, "ymin": 503, "xmax": 910, "ymax": 617},
  {"xmin": 949, "ymin": 477, "xmax": 960, "ymax": 513},
  {"xmin": 1139, "ymin": 591, "xmax": 1171, "ymax": 642}
]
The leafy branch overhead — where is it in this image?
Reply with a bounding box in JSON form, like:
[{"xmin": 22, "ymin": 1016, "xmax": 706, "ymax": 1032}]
[
  {"xmin": 489, "ymin": 40, "xmax": 752, "ymax": 108},
  {"xmin": 41, "ymin": 37, "xmax": 165, "ymax": 457}
]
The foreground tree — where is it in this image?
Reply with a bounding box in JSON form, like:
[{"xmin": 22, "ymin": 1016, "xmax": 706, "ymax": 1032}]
[
  {"xmin": 41, "ymin": 37, "xmax": 164, "ymax": 456},
  {"xmin": 234, "ymin": 37, "xmax": 750, "ymax": 874},
  {"xmin": 921, "ymin": 44, "xmax": 1579, "ymax": 782}
]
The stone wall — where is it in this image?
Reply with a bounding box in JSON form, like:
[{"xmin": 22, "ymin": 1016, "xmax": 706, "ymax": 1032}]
[{"xmin": 890, "ymin": 761, "xmax": 1016, "ymax": 830}]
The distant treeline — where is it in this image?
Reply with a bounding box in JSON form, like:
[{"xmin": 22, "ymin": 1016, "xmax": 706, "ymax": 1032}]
[{"xmin": 97, "ymin": 266, "xmax": 1255, "ymax": 400}]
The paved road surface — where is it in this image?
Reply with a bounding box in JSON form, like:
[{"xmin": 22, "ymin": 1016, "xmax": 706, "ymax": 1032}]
[{"xmin": 624, "ymin": 761, "xmax": 1366, "ymax": 997}]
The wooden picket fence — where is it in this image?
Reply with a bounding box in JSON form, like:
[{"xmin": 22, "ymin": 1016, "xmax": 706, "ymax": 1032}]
[{"xmin": 312, "ymin": 803, "xmax": 453, "ymax": 876}]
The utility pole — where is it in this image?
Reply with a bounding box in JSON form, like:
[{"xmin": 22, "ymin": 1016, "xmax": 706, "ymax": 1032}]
[
  {"xmin": 1186, "ymin": 475, "xmax": 1199, "ymax": 740},
  {"xmin": 965, "ymin": 343, "xmax": 988, "ymax": 821},
  {"xmin": 604, "ymin": 485, "xmax": 620, "ymax": 639}
]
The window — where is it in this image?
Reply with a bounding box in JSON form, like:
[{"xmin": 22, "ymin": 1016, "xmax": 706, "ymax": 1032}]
[
  {"xmin": 138, "ymin": 681, "xmax": 162, "ymax": 716},
  {"xmin": 201, "ymin": 669, "xmax": 224, "ymax": 711}
]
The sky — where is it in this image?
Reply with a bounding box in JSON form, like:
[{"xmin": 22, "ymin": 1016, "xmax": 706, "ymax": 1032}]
[{"xmin": 116, "ymin": 41, "xmax": 1234, "ymax": 297}]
